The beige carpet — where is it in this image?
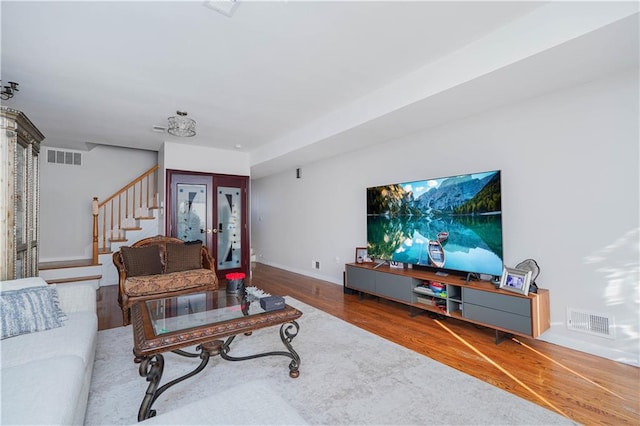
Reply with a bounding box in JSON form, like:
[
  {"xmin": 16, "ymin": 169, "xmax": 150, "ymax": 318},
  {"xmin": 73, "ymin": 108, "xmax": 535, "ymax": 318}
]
[{"xmin": 85, "ymin": 297, "xmax": 574, "ymax": 425}]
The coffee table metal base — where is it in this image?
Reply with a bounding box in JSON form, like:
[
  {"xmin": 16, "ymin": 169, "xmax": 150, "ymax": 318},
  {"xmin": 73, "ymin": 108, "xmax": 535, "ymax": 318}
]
[{"xmin": 136, "ymin": 320, "xmax": 300, "ymax": 421}]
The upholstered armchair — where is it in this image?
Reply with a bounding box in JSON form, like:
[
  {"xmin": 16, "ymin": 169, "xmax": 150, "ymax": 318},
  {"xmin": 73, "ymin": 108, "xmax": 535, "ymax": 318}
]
[{"xmin": 113, "ymin": 235, "xmax": 219, "ymax": 325}]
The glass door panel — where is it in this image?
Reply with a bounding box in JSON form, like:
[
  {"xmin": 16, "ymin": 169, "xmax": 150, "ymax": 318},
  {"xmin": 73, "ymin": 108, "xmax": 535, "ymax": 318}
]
[
  {"xmin": 30, "ymin": 246, "xmax": 38, "ymax": 277},
  {"xmin": 176, "ymin": 184, "xmax": 207, "ymax": 243},
  {"xmin": 167, "ymin": 171, "xmax": 248, "ymax": 279},
  {"xmin": 216, "ymin": 186, "xmax": 242, "ymax": 271},
  {"xmin": 15, "ymin": 143, "xmax": 27, "ymax": 246},
  {"xmin": 31, "ymin": 154, "xmax": 39, "ymax": 244},
  {"xmin": 15, "ymin": 250, "xmax": 25, "ymax": 279}
]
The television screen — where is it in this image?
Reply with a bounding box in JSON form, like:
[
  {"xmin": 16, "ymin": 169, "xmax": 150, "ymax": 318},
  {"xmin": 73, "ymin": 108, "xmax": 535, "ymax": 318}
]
[{"xmin": 366, "ymin": 170, "xmax": 503, "ymax": 277}]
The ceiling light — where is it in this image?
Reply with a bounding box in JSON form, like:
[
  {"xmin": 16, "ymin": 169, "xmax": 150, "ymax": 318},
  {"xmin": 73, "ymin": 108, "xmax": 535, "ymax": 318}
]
[
  {"xmin": 1, "ymin": 81, "xmax": 19, "ymax": 100},
  {"xmin": 167, "ymin": 111, "xmax": 196, "ymax": 137}
]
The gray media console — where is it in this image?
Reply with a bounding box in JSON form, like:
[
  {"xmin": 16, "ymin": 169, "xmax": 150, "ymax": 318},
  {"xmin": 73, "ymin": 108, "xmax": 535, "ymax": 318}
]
[{"xmin": 345, "ymin": 263, "xmax": 550, "ymax": 339}]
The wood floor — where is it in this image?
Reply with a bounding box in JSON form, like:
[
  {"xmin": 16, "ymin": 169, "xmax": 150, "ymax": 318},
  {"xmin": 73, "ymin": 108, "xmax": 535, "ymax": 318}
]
[{"xmin": 97, "ymin": 263, "xmax": 639, "ymax": 425}]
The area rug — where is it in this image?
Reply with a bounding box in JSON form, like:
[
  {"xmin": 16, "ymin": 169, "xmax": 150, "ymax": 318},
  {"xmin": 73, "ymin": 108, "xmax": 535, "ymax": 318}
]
[{"xmin": 85, "ymin": 297, "xmax": 573, "ymax": 425}]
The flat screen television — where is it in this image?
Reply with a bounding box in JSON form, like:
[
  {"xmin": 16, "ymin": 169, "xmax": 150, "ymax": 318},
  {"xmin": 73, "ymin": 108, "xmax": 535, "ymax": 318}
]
[{"xmin": 366, "ymin": 170, "xmax": 503, "ymax": 277}]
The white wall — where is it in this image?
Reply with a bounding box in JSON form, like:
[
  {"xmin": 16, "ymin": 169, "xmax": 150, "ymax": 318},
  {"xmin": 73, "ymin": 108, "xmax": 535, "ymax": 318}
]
[
  {"xmin": 162, "ymin": 142, "xmax": 250, "ymax": 176},
  {"xmin": 40, "ymin": 145, "xmax": 157, "ymax": 260},
  {"xmin": 156, "ymin": 142, "xmax": 251, "ymax": 235},
  {"xmin": 39, "ymin": 141, "xmax": 249, "ymax": 259},
  {"xmin": 251, "ymin": 70, "xmax": 639, "ymax": 365}
]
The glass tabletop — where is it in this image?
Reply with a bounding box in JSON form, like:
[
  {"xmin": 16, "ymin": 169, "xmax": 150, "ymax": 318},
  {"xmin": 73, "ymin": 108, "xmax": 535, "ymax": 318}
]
[{"xmin": 145, "ymin": 291, "xmax": 269, "ymax": 335}]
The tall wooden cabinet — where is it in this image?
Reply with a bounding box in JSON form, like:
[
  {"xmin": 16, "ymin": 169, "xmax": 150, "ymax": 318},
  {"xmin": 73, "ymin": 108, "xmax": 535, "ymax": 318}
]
[{"xmin": 1, "ymin": 107, "xmax": 45, "ymax": 280}]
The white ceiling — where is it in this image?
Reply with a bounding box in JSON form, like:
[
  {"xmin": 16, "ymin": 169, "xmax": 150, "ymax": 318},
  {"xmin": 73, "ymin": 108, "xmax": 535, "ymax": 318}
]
[{"xmin": 1, "ymin": 1, "xmax": 638, "ymax": 178}]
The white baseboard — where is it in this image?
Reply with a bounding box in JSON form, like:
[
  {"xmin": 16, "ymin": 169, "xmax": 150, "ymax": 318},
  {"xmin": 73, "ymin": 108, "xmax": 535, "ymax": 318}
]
[
  {"xmin": 540, "ymin": 330, "xmax": 639, "ymax": 367},
  {"xmin": 254, "ymin": 260, "xmax": 342, "ymax": 286}
]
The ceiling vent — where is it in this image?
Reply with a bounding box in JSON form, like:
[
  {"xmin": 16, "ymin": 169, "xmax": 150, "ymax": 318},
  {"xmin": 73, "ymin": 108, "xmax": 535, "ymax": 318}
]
[
  {"xmin": 47, "ymin": 149, "xmax": 82, "ymax": 166},
  {"xmin": 203, "ymin": 0, "xmax": 240, "ymax": 17}
]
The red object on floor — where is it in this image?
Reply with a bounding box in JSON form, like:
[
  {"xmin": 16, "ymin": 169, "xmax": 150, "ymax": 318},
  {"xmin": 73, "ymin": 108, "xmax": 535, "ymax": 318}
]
[{"xmin": 225, "ymin": 272, "xmax": 246, "ymax": 280}]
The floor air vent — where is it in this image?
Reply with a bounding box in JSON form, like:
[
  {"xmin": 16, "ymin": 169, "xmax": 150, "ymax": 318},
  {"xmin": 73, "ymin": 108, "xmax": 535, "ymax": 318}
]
[
  {"xmin": 47, "ymin": 149, "xmax": 82, "ymax": 166},
  {"xmin": 567, "ymin": 308, "xmax": 614, "ymax": 339}
]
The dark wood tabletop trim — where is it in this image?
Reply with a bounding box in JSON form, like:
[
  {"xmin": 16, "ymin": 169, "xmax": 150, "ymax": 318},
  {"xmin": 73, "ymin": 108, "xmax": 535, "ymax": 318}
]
[{"xmin": 131, "ymin": 300, "xmax": 302, "ymax": 357}]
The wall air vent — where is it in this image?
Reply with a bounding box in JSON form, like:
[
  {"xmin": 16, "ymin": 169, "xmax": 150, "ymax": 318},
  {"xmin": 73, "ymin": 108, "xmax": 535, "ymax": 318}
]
[
  {"xmin": 47, "ymin": 149, "xmax": 82, "ymax": 166},
  {"xmin": 567, "ymin": 308, "xmax": 614, "ymax": 339}
]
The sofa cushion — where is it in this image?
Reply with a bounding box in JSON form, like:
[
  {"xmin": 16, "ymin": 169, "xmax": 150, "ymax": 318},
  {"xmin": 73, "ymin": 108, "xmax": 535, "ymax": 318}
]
[
  {"xmin": 57, "ymin": 283, "xmax": 97, "ymax": 314},
  {"xmin": 1, "ymin": 310, "xmax": 97, "ymax": 369},
  {"xmin": 0, "ymin": 285, "xmax": 66, "ymax": 339},
  {"xmin": 121, "ymin": 245, "xmax": 163, "ymax": 277},
  {"xmin": 165, "ymin": 242, "xmax": 202, "ymax": 273},
  {"xmin": 0, "ymin": 276, "xmax": 48, "ymax": 291},
  {"xmin": 1, "ymin": 355, "xmax": 86, "ymax": 425},
  {"xmin": 124, "ymin": 269, "xmax": 216, "ymax": 296}
]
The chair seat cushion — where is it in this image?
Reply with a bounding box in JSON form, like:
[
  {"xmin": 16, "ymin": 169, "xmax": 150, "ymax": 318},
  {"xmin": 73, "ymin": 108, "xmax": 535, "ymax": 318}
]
[{"xmin": 124, "ymin": 269, "xmax": 216, "ymax": 296}]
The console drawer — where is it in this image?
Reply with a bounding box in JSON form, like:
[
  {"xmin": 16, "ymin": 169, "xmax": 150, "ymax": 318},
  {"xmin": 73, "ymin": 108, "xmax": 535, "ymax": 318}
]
[
  {"xmin": 345, "ymin": 265, "xmax": 375, "ymax": 293},
  {"xmin": 463, "ymin": 288, "xmax": 530, "ymax": 317},
  {"xmin": 463, "ymin": 303, "xmax": 532, "ymax": 336},
  {"xmin": 376, "ymin": 272, "xmax": 412, "ymax": 302}
]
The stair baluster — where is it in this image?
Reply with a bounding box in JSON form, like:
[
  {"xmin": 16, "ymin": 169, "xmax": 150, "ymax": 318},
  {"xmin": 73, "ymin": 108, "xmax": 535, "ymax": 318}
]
[{"xmin": 91, "ymin": 165, "xmax": 159, "ymax": 264}]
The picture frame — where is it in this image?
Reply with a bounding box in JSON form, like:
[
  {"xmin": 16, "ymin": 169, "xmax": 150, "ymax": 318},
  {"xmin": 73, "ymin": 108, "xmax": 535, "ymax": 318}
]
[
  {"xmin": 499, "ymin": 267, "xmax": 533, "ymax": 296},
  {"xmin": 355, "ymin": 247, "xmax": 369, "ymax": 263}
]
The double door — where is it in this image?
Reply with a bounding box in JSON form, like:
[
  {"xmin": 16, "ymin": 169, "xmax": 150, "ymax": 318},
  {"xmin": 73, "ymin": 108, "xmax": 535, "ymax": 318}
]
[{"xmin": 167, "ymin": 170, "xmax": 249, "ymax": 278}]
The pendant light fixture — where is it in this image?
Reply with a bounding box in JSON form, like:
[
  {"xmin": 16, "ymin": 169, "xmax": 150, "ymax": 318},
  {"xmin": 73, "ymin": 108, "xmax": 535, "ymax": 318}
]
[{"xmin": 167, "ymin": 111, "xmax": 196, "ymax": 137}]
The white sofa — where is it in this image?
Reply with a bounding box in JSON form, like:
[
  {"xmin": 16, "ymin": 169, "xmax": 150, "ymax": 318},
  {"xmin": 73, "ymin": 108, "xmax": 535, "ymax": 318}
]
[{"xmin": 1, "ymin": 277, "xmax": 98, "ymax": 425}]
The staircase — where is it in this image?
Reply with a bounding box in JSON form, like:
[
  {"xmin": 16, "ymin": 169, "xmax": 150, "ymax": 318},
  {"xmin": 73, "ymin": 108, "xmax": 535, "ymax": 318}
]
[
  {"xmin": 38, "ymin": 259, "xmax": 102, "ymax": 289},
  {"xmin": 39, "ymin": 165, "xmax": 160, "ymax": 288}
]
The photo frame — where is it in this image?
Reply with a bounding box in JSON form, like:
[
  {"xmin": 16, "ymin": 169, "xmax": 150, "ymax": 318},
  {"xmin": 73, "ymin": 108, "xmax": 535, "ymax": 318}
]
[
  {"xmin": 499, "ymin": 267, "xmax": 533, "ymax": 296},
  {"xmin": 355, "ymin": 247, "xmax": 369, "ymax": 263}
]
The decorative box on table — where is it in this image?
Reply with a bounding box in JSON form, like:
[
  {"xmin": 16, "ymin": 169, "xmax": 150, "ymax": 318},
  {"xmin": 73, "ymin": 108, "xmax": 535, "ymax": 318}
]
[{"xmin": 260, "ymin": 296, "xmax": 285, "ymax": 312}]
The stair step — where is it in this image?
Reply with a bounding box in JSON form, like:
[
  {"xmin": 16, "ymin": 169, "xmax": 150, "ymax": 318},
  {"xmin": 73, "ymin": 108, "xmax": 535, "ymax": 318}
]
[
  {"xmin": 38, "ymin": 261, "xmax": 103, "ymax": 288},
  {"xmin": 45, "ymin": 275, "xmax": 102, "ymax": 285},
  {"xmin": 98, "ymin": 248, "xmax": 112, "ymax": 255},
  {"xmin": 39, "ymin": 259, "xmax": 96, "ymax": 270},
  {"xmin": 109, "ymin": 238, "xmax": 128, "ymax": 242},
  {"xmin": 121, "ymin": 227, "xmax": 142, "ymax": 231},
  {"xmin": 135, "ymin": 216, "xmax": 155, "ymax": 220}
]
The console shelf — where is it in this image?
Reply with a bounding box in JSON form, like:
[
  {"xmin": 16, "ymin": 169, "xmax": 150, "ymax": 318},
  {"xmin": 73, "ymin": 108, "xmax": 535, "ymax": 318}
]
[{"xmin": 345, "ymin": 263, "xmax": 550, "ymax": 339}]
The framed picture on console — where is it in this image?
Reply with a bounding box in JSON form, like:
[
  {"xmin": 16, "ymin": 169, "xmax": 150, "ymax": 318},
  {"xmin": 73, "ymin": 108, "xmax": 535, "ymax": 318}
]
[
  {"xmin": 499, "ymin": 267, "xmax": 532, "ymax": 295},
  {"xmin": 355, "ymin": 247, "xmax": 369, "ymax": 263}
]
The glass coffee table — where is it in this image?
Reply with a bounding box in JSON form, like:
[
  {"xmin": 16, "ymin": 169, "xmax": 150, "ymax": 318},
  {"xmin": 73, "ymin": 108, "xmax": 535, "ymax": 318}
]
[{"xmin": 130, "ymin": 290, "xmax": 303, "ymax": 421}]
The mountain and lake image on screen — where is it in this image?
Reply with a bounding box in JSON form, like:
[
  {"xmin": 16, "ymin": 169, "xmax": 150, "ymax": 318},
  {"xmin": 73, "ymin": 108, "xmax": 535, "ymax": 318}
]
[{"xmin": 366, "ymin": 170, "xmax": 503, "ymax": 277}]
